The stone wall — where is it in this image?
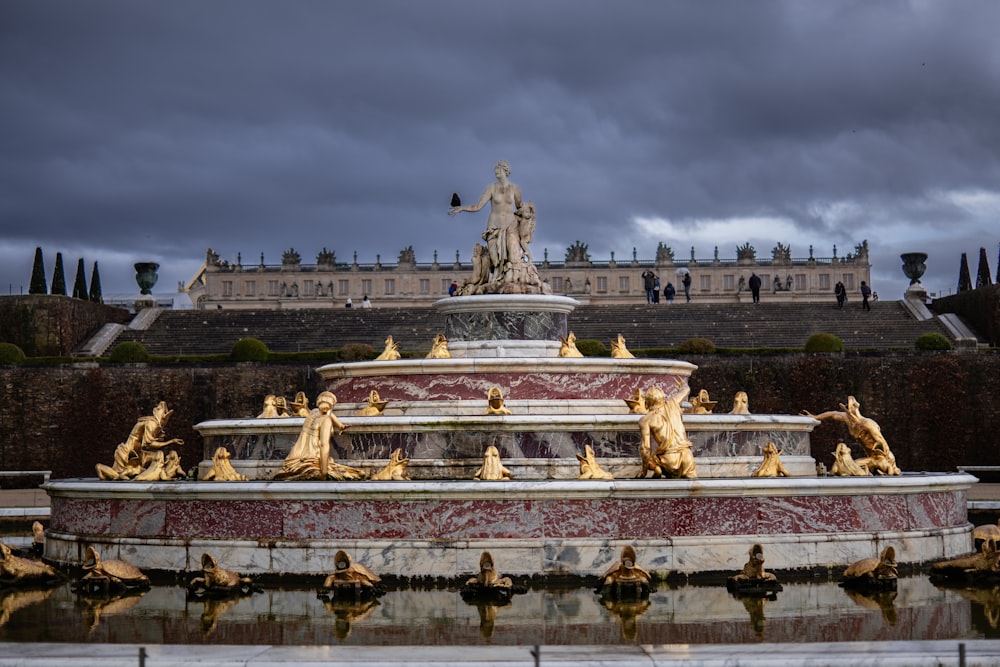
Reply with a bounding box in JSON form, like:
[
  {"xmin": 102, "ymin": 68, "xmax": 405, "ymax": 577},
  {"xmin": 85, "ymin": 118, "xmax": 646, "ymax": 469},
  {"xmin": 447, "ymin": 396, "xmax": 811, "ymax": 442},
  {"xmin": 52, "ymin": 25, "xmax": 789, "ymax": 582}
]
[
  {"xmin": 1, "ymin": 354, "xmax": 997, "ymax": 480},
  {"xmin": 0, "ymin": 295, "xmax": 131, "ymax": 356}
]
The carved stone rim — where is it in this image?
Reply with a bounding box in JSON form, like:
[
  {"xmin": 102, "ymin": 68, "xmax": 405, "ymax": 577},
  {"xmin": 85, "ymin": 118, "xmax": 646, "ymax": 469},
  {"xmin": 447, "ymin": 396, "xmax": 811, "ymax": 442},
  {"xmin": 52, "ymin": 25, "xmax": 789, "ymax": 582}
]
[{"xmin": 433, "ymin": 294, "xmax": 580, "ymax": 315}]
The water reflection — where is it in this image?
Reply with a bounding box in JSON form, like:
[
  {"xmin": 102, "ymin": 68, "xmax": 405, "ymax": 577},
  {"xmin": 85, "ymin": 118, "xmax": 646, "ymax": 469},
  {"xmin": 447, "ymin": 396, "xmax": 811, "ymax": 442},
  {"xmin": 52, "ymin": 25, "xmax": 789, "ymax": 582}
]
[{"xmin": 0, "ymin": 577, "xmax": 996, "ymax": 646}]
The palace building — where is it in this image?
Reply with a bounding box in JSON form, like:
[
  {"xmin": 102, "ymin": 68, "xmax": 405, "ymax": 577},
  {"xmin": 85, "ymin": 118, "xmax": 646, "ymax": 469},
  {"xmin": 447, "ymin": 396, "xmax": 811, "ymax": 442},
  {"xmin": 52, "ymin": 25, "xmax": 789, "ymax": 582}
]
[{"xmin": 182, "ymin": 240, "xmax": 871, "ymax": 310}]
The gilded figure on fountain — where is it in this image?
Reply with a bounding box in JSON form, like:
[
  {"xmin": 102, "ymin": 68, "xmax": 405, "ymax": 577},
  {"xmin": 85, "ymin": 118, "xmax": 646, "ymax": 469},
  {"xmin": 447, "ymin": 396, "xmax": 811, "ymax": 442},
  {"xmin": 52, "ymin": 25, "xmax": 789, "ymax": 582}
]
[
  {"xmin": 273, "ymin": 392, "xmax": 365, "ymax": 481},
  {"xmin": 95, "ymin": 401, "xmax": 185, "ymax": 481},
  {"xmin": 635, "ymin": 385, "xmax": 697, "ymax": 479}
]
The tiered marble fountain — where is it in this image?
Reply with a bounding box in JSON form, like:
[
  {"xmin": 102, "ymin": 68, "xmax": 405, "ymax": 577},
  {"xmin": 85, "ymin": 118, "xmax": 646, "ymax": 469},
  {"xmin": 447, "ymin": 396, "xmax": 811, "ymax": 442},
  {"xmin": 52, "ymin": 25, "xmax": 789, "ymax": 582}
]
[{"xmin": 43, "ymin": 293, "xmax": 975, "ymax": 579}]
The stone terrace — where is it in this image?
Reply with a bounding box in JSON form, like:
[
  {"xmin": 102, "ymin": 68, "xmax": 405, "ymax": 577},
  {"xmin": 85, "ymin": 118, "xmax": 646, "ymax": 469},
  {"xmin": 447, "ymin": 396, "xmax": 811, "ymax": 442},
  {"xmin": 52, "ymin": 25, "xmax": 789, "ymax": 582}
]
[{"xmin": 112, "ymin": 300, "xmax": 955, "ymax": 356}]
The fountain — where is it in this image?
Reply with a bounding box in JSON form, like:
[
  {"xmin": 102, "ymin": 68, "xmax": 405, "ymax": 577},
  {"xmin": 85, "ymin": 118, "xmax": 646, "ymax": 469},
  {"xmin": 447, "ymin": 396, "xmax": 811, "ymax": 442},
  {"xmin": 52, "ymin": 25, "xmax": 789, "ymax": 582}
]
[{"xmin": 42, "ymin": 163, "xmax": 975, "ymax": 582}]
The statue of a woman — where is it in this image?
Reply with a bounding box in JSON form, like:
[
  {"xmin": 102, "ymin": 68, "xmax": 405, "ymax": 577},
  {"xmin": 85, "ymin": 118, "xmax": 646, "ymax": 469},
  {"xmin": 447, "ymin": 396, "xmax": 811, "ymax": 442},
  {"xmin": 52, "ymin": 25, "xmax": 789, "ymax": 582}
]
[{"xmin": 449, "ymin": 160, "xmax": 523, "ymax": 283}]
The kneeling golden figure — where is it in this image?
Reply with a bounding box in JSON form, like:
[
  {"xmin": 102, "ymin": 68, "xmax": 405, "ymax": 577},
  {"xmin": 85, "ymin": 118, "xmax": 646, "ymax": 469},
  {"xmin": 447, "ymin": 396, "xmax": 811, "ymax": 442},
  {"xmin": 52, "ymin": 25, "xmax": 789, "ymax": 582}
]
[{"xmin": 273, "ymin": 392, "xmax": 365, "ymax": 481}]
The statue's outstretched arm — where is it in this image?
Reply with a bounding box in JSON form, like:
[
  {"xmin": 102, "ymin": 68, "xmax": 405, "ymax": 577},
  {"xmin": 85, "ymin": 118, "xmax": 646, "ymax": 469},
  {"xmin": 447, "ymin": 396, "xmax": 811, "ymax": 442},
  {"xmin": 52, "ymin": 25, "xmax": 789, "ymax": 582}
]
[
  {"xmin": 449, "ymin": 186, "xmax": 492, "ymax": 215},
  {"xmin": 803, "ymin": 410, "xmax": 845, "ymax": 423}
]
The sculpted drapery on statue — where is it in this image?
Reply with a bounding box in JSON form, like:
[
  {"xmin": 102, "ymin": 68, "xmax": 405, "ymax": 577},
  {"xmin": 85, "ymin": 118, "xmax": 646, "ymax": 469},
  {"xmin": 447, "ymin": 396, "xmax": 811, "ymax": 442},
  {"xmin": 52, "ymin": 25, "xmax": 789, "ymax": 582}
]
[{"xmin": 449, "ymin": 160, "xmax": 546, "ymax": 295}]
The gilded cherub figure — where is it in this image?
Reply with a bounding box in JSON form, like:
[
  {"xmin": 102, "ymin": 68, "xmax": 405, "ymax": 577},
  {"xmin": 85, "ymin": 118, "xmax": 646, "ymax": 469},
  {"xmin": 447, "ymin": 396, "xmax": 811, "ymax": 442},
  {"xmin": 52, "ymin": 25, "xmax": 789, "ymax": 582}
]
[
  {"xmin": 559, "ymin": 332, "xmax": 584, "ymax": 358},
  {"xmin": 374, "ymin": 336, "xmax": 400, "ymax": 361},
  {"xmin": 752, "ymin": 441, "xmax": 791, "ymax": 478},
  {"xmin": 803, "ymin": 396, "xmax": 900, "ymax": 475},
  {"xmin": 610, "ymin": 334, "xmax": 635, "ymax": 359},
  {"xmin": 635, "ymin": 385, "xmax": 697, "ymax": 479},
  {"xmin": 355, "ymin": 390, "xmax": 389, "ymax": 416},
  {"xmin": 474, "ymin": 445, "xmax": 511, "ymax": 480},
  {"xmin": 272, "ymin": 392, "xmax": 365, "ymax": 481},
  {"xmin": 577, "ymin": 444, "xmax": 614, "ymax": 480},
  {"xmin": 425, "ymin": 333, "xmax": 451, "ymax": 359},
  {"xmin": 484, "ymin": 386, "xmax": 513, "ymax": 415},
  {"xmin": 96, "ymin": 401, "xmax": 185, "ymax": 481}
]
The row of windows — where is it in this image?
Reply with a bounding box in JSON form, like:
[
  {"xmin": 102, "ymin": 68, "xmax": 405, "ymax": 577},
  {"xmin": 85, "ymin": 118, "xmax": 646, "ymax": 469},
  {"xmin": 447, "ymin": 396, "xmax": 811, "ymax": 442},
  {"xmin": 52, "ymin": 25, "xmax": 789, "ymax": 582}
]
[{"xmin": 218, "ymin": 274, "xmax": 859, "ymax": 298}]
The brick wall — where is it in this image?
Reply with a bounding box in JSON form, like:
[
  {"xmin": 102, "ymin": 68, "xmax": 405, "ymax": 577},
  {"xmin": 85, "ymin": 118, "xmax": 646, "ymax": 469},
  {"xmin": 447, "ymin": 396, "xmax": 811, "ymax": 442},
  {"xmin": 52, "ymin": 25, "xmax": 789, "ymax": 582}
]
[
  {"xmin": 0, "ymin": 295, "xmax": 131, "ymax": 356},
  {"xmin": 1, "ymin": 354, "xmax": 997, "ymax": 480}
]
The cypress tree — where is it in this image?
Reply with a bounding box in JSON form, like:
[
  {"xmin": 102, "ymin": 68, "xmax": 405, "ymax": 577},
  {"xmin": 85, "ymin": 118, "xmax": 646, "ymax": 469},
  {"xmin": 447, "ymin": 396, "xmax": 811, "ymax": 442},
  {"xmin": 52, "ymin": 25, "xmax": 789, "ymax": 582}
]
[
  {"xmin": 50, "ymin": 252, "xmax": 67, "ymax": 295},
  {"xmin": 89, "ymin": 261, "xmax": 103, "ymax": 303},
  {"xmin": 957, "ymin": 252, "xmax": 973, "ymax": 292},
  {"xmin": 72, "ymin": 258, "xmax": 88, "ymax": 299},
  {"xmin": 29, "ymin": 247, "xmax": 47, "ymax": 294},
  {"xmin": 976, "ymin": 247, "xmax": 993, "ymax": 288}
]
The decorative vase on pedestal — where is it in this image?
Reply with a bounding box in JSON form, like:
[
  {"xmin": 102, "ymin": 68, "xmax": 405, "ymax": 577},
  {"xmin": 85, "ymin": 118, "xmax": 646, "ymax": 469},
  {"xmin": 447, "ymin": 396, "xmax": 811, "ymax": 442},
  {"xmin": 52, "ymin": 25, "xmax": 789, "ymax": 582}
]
[
  {"xmin": 900, "ymin": 253, "xmax": 927, "ymax": 285},
  {"xmin": 134, "ymin": 262, "xmax": 160, "ymax": 295}
]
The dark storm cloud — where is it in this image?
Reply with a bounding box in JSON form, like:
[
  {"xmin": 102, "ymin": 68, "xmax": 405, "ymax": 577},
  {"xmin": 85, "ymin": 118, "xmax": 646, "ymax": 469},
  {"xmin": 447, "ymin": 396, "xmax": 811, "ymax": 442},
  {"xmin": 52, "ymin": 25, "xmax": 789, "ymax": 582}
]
[{"xmin": 1, "ymin": 0, "xmax": 999, "ymax": 299}]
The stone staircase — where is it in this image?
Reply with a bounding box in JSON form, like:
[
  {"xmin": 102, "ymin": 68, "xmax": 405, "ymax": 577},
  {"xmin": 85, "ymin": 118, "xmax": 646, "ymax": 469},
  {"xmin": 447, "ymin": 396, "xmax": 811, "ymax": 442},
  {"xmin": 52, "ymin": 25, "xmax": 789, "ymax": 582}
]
[{"xmin": 113, "ymin": 300, "xmax": 958, "ymax": 356}]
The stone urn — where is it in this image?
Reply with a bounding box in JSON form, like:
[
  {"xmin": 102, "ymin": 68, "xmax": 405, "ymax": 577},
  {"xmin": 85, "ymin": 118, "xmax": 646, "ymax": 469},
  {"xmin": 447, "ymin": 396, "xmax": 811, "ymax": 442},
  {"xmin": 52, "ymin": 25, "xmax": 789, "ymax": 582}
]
[
  {"xmin": 134, "ymin": 262, "xmax": 160, "ymax": 295},
  {"xmin": 900, "ymin": 253, "xmax": 927, "ymax": 285}
]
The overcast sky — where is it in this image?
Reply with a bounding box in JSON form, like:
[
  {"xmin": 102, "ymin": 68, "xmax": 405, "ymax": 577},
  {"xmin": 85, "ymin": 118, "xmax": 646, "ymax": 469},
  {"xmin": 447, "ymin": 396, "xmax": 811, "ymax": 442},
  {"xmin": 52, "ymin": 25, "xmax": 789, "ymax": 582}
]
[{"xmin": 2, "ymin": 1, "xmax": 999, "ymax": 302}]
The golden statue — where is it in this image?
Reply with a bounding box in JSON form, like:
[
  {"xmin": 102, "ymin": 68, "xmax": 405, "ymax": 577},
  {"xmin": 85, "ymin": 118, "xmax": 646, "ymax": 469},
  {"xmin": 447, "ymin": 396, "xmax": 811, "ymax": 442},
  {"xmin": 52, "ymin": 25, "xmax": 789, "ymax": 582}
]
[
  {"xmin": 187, "ymin": 552, "xmax": 256, "ymax": 596},
  {"xmin": 635, "ymin": 385, "xmax": 697, "ymax": 479},
  {"xmin": 426, "ymin": 333, "xmax": 451, "ymax": 359},
  {"xmin": 474, "ymin": 445, "xmax": 511, "ymax": 480},
  {"xmin": 558, "ymin": 332, "xmax": 584, "ymax": 358},
  {"xmin": 257, "ymin": 395, "xmax": 280, "ymax": 418},
  {"xmin": 134, "ymin": 449, "xmax": 185, "ymax": 481},
  {"xmin": 374, "ymin": 335, "xmax": 400, "ymax": 361},
  {"xmin": 803, "ymin": 396, "xmax": 900, "ymax": 475},
  {"xmin": 202, "ymin": 447, "xmax": 248, "ymax": 481},
  {"xmin": 318, "ymin": 550, "xmax": 383, "ymax": 600},
  {"xmin": 685, "ymin": 389, "xmax": 717, "ymax": 414},
  {"xmin": 752, "ymin": 442, "xmax": 791, "ymax": 478},
  {"xmin": 973, "ymin": 520, "xmax": 1000, "ymax": 550},
  {"xmin": 460, "ymin": 551, "xmax": 515, "ymax": 602},
  {"xmin": 31, "ymin": 521, "xmax": 44, "ymax": 556},
  {"xmin": 0, "ymin": 587, "xmax": 57, "ymax": 627},
  {"xmin": 931, "ymin": 539, "xmax": 1000, "ymax": 582},
  {"xmin": 0, "ymin": 541, "xmax": 60, "ymax": 585},
  {"xmin": 273, "ymin": 395, "xmax": 290, "ymax": 417},
  {"xmin": 73, "ymin": 546, "xmax": 150, "ymax": 595},
  {"xmin": 730, "ymin": 391, "xmax": 751, "ymax": 415},
  {"xmin": 577, "ymin": 444, "xmax": 614, "ymax": 480},
  {"xmin": 272, "ymin": 391, "xmax": 366, "ymax": 481},
  {"xmin": 726, "ymin": 544, "xmax": 782, "ymax": 594},
  {"xmin": 484, "ymin": 386, "xmax": 513, "ymax": 415},
  {"xmin": 96, "ymin": 401, "xmax": 185, "ymax": 481},
  {"xmin": 841, "ymin": 546, "xmax": 898, "ymax": 590},
  {"xmin": 610, "ymin": 334, "xmax": 635, "ymax": 359},
  {"xmin": 355, "ymin": 389, "xmax": 389, "ymax": 416},
  {"xmin": 830, "ymin": 442, "xmax": 872, "ymax": 477},
  {"xmin": 624, "ymin": 388, "xmax": 647, "ymax": 414},
  {"xmin": 290, "ymin": 391, "xmax": 310, "ymax": 417},
  {"xmin": 597, "ymin": 545, "xmax": 652, "ymax": 599},
  {"xmin": 371, "ymin": 448, "xmax": 411, "ymax": 480}
]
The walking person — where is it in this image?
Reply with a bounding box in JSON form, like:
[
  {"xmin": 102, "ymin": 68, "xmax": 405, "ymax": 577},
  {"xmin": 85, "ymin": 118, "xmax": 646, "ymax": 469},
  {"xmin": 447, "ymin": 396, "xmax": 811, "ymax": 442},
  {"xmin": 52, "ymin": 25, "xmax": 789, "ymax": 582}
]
[
  {"xmin": 642, "ymin": 270, "xmax": 656, "ymax": 304},
  {"xmin": 860, "ymin": 281, "xmax": 872, "ymax": 311},
  {"xmin": 834, "ymin": 281, "xmax": 846, "ymax": 309},
  {"xmin": 748, "ymin": 273, "xmax": 762, "ymax": 304},
  {"xmin": 682, "ymin": 272, "xmax": 692, "ymax": 302},
  {"xmin": 663, "ymin": 282, "xmax": 675, "ymax": 304}
]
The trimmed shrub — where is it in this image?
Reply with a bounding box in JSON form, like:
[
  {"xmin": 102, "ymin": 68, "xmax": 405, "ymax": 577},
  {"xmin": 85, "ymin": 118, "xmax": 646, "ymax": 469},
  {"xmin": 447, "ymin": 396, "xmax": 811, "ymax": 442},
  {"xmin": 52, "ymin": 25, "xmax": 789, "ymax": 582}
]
[
  {"xmin": 230, "ymin": 337, "xmax": 270, "ymax": 362},
  {"xmin": 804, "ymin": 333, "xmax": 844, "ymax": 353},
  {"xmin": 339, "ymin": 342, "xmax": 376, "ymax": 362},
  {"xmin": 678, "ymin": 337, "xmax": 716, "ymax": 354},
  {"xmin": 108, "ymin": 341, "xmax": 151, "ymax": 363},
  {"xmin": 915, "ymin": 332, "xmax": 953, "ymax": 351},
  {"xmin": 0, "ymin": 342, "xmax": 27, "ymax": 366},
  {"xmin": 575, "ymin": 338, "xmax": 608, "ymax": 356}
]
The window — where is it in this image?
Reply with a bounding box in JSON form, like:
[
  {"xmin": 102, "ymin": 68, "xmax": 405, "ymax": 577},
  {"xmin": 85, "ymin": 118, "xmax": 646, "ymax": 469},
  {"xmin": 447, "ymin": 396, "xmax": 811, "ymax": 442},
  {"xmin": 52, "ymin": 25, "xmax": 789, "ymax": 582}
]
[
  {"xmin": 222, "ymin": 281, "xmax": 233, "ymax": 297},
  {"xmin": 618, "ymin": 276, "xmax": 630, "ymax": 292},
  {"xmin": 596, "ymin": 276, "xmax": 608, "ymax": 293},
  {"xmin": 819, "ymin": 274, "xmax": 830, "ymax": 290},
  {"xmin": 384, "ymin": 279, "xmax": 395, "ymax": 295},
  {"xmin": 303, "ymin": 280, "xmax": 313, "ymax": 296},
  {"xmin": 361, "ymin": 279, "xmax": 372, "ymax": 295},
  {"xmin": 419, "ymin": 279, "xmax": 430, "ymax": 294},
  {"xmin": 338, "ymin": 279, "xmax": 350, "ymax": 295},
  {"xmin": 843, "ymin": 274, "xmax": 855, "ymax": 290},
  {"xmin": 723, "ymin": 275, "xmax": 735, "ymax": 291},
  {"xmin": 441, "ymin": 279, "xmax": 451, "ymax": 293},
  {"xmin": 795, "ymin": 274, "xmax": 806, "ymax": 291},
  {"xmin": 267, "ymin": 280, "xmax": 279, "ymax": 296},
  {"xmin": 244, "ymin": 280, "xmax": 256, "ymax": 296},
  {"xmin": 760, "ymin": 275, "xmax": 770, "ymax": 290},
  {"xmin": 550, "ymin": 276, "xmax": 563, "ymax": 291},
  {"xmin": 699, "ymin": 275, "xmax": 711, "ymax": 291}
]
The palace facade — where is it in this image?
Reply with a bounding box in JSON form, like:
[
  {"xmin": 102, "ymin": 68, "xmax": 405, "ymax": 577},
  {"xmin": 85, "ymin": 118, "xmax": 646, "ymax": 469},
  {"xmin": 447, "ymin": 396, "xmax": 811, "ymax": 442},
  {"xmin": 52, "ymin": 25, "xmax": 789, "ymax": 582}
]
[{"xmin": 182, "ymin": 241, "xmax": 872, "ymax": 309}]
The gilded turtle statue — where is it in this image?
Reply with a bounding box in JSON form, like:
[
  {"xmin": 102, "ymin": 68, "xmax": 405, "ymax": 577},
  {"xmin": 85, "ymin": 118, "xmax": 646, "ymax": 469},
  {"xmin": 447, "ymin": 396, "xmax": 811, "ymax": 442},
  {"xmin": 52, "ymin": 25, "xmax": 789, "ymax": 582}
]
[
  {"xmin": 840, "ymin": 546, "xmax": 898, "ymax": 590},
  {"xmin": 73, "ymin": 546, "xmax": 150, "ymax": 595}
]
